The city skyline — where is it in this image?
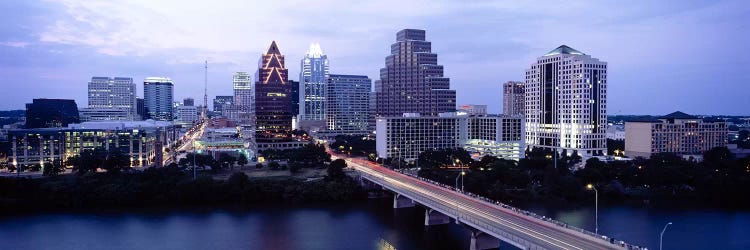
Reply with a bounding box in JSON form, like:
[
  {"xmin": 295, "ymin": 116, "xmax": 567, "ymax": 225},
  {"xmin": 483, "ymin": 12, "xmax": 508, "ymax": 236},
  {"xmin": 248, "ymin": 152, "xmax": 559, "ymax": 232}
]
[{"xmin": 0, "ymin": 1, "xmax": 748, "ymax": 115}]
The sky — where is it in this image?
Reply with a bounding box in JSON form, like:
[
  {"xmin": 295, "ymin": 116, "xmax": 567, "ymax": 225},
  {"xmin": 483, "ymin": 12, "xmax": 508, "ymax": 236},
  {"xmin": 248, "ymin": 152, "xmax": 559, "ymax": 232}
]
[{"xmin": 0, "ymin": 0, "xmax": 748, "ymax": 115}]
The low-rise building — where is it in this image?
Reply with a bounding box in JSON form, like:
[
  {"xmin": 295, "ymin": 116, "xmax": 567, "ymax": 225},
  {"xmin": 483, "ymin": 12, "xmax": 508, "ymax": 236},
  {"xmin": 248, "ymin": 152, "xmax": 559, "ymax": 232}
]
[
  {"xmin": 6, "ymin": 120, "xmax": 176, "ymax": 169},
  {"xmin": 458, "ymin": 104, "xmax": 488, "ymax": 117},
  {"xmin": 625, "ymin": 111, "xmax": 727, "ymax": 159},
  {"xmin": 79, "ymin": 108, "xmax": 132, "ymax": 122},
  {"xmin": 376, "ymin": 113, "xmax": 524, "ymax": 162}
]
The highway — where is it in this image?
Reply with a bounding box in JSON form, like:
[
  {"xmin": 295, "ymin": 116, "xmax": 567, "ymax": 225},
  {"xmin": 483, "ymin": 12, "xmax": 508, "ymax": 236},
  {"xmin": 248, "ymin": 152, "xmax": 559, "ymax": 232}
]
[{"xmin": 334, "ymin": 155, "xmax": 638, "ymax": 250}]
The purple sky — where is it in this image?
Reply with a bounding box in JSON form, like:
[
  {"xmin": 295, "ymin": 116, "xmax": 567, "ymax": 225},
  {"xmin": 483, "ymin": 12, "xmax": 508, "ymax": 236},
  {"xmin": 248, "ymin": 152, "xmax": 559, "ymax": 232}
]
[{"xmin": 0, "ymin": 0, "xmax": 748, "ymax": 115}]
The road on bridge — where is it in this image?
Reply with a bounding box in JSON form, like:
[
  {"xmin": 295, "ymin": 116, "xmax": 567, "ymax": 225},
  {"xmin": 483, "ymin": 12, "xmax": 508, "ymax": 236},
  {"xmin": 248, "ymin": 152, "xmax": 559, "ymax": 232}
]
[{"xmin": 333, "ymin": 154, "xmax": 636, "ymax": 250}]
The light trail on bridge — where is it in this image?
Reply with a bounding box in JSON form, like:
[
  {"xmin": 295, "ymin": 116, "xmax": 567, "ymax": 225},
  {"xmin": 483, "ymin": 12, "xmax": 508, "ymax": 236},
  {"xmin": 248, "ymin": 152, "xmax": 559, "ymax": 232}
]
[{"xmin": 334, "ymin": 154, "xmax": 641, "ymax": 250}]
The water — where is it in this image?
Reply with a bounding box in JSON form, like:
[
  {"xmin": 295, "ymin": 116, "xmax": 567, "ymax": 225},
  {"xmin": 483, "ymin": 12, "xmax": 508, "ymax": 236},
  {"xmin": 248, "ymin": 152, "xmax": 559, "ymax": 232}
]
[{"xmin": 1, "ymin": 199, "xmax": 748, "ymax": 250}]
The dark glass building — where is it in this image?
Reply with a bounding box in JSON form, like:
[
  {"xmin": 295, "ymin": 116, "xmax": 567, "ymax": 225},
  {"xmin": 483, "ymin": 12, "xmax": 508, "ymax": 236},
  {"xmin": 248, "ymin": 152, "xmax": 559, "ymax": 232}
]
[
  {"xmin": 374, "ymin": 29, "xmax": 456, "ymax": 117},
  {"xmin": 213, "ymin": 95, "xmax": 234, "ymax": 112},
  {"xmin": 289, "ymin": 80, "xmax": 299, "ymax": 117},
  {"xmin": 254, "ymin": 41, "xmax": 293, "ymax": 142},
  {"xmin": 25, "ymin": 99, "xmax": 80, "ymax": 128}
]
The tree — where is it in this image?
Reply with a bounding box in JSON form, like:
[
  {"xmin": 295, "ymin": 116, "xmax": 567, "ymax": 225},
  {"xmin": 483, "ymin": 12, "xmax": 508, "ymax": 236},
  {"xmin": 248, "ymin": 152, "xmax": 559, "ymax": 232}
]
[
  {"xmin": 102, "ymin": 149, "xmax": 131, "ymax": 174},
  {"xmin": 43, "ymin": 159, "xmax": 65, "ymax": 176},
  {"xmin": 327, "ymin": 159, "xmax": 347, "ymax": 180},
  {"xmin": 69, "ymin": 148, "xmax": 106, "ymax": 175},
  {"xmin": 237, "ymin": 154, "xmax": 248, "ymax": 168},
  {"xmin": 268, "ymin": 162, "xmax": 281, "ymax": 170}
]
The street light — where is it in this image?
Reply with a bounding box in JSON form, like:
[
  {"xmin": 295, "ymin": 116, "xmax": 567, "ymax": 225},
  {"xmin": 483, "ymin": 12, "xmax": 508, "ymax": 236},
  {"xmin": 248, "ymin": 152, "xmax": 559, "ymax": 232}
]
[
  {"xmin": 455, "ymin": 171, "xmax": 466, "ymax": 191},
  {"xmin": 586, "ymin": 183, "xmax": 598, "ymax": 234},
  {"xmin": 660, "ymin": 222, "xmax": 673, "ymax": 250}
]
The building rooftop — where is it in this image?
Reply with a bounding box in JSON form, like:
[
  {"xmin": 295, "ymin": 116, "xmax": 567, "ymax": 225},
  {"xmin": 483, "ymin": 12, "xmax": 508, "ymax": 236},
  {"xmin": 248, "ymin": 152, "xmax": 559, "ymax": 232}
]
[
  {"xmin": 68, "ymin": 120, "xmax": 173, "ymax": 130},
  {"xmin": 659, "ymin": 111, "xmax": 698, "ymax": 120},
  {"xmin": 544, "ymin": 45, "xmax": 585, "ymax": 56}
]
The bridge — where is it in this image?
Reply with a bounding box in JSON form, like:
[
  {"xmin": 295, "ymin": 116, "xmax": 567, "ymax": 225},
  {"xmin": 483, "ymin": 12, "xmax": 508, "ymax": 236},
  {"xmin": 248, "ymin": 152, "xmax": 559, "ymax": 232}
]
[{"xmin": 336, "ymin": 156, "xmax": 643, "ymax": 250}]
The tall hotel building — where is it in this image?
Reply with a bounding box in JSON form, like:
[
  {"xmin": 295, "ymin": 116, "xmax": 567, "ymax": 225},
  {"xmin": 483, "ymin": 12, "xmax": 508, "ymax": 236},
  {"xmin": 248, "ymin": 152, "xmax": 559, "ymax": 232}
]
[
  {"xmin": 230, "ymin": 72, "xmax": 254, "ymax": 125},
  {"xmin": 143, "ymin": 77, "xmax": 174, "ymax": 121},
  {"xmin": 254, "ymin": 41, "xmax": 294, "ymax": 146},
  {"xmin": 524, "ymin": 45, "xmax": 607, "ymax": 157},
  {"xmin": 625, "ymin": 111, "xmax": 727, "ymax": 159},
  {"xmin": 83, "ymin": 77, "xmax": 137, "ymax": 121},
  {"xmin": 375, "ymin": 29, "xmax": 456, "ymax": 117},
  {"xmin": 299, "ymin": 43, "xmax": 329, "ymax": 131},
  {"xmin": 324, "ymin": 74, "xmax": 371, "ymax": 136},
  {"xmin": 503, "ymin": 81, "xmax": 525, "ymax": 116}
]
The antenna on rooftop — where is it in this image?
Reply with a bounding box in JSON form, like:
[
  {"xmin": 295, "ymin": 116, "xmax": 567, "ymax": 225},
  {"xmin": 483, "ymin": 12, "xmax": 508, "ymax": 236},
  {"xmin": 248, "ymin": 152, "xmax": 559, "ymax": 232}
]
[{"xmin": 203, "ymin": 60, "xmax": 208, "ymax": 119}]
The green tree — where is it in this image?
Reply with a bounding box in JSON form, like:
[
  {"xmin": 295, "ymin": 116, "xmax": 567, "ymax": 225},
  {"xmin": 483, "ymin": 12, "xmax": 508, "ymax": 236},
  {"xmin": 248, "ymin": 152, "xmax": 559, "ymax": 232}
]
[
  {"xmin": 237, "ymin": 154, "xmax": 248, "ymax": 168},
  {"xmin": 327, "ymin": 159, "xmax": 347, "ymax": 180},
  {"xmin": 103, "ymin": 149, "xmax": 131, "ymax": 174},
  {"xmin": 43, "ymin": 159, "xmax": 65, "ymax": 176}
]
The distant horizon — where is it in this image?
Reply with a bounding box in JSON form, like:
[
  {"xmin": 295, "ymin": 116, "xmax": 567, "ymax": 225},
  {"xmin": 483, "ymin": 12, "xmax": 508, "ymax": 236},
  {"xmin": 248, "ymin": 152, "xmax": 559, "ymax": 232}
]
[{"xmin": 1, "ymin": 1, "xmax": 748, "ymax": 115}]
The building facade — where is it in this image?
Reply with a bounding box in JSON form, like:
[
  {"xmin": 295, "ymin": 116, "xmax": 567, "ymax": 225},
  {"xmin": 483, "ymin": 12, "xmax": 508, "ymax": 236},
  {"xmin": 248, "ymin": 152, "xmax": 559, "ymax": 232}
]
[
  {"xmin": 299, "ymin": 43, "xmax": 329, "ymax": 128},
  {"xmin": 323, "ymin": 74, "xmax": 371, "ymax": 136},
  {"xmin": 254, "ymin": 41, "xmax": 293, "ymax": 144},
  {"xmin": 25, "ymin": 99, "xmax": 80, "ymax": 128},
  {"xmin": 458, "ymin": 104, "xmax": 488, "ymax": 116},
  {"xmin": 374, "ymin": 29, "xmax": 456, "ymax": 117},
  {"xmin": 143, "ymin": 77, "xmax": 174, "ymax": 121},
  {"xmin": 524, "ymin": 45, "xmax": 608, "ymax": 157},
  {"xmin": 502, "ymin": 81, "xmax": 524, "ymax": 116},
  {"xmin": 625, "ymin": 112, "xmax": 728, "ymax": 159},
  {"xmin": 7, "ymin": 120, "xmax": 176, "ymax": 170},
  {"xmin": 183, "ymin": 98, "xmax": 194, "ymax": 107},
  {"xmin": 87, "ymin": 77, "xmax": 137, "ymax": 119},
  {"xmin": 213, "ymin": 96, "xmax": 233, "ymax": 113},
  {"xmin": 79, "ymin": 108, "xmax": 131, "ymax": 122},
  {"xmin": 174, "ymin": 105, "xmax": 198, "ymax": 125},
  {"xmin": 376, "ymin": 113, "xmax": 524, "ymax": 161}
]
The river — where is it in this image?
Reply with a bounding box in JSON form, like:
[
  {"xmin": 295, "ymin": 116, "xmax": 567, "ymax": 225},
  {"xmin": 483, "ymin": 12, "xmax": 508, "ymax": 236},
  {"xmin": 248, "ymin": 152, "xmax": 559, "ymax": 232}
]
[{"xmin": 1, "ymin": 199, "xmax": 748, "ymax": 250}]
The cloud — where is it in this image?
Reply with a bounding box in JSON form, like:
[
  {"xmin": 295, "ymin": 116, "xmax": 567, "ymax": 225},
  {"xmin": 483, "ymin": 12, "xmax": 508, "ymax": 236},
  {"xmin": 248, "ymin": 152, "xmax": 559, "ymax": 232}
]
[{"xmin": 0, "ymin": 41, "xmax": 30, "ymax": 48}]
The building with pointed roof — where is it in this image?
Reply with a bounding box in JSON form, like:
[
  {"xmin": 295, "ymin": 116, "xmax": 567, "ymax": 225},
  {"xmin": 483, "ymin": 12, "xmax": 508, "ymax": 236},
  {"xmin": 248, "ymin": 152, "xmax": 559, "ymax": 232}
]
[
  {"xmin": 524, "ymin": 45, "xmax": 608, "ymax": 157},
  {"xmin": 298, "ymin": 43, "xmax": 330, "ymax": 132},
  {"xmin": 254, "ymin": 41, "xmax": 296, "ymax": 148}
]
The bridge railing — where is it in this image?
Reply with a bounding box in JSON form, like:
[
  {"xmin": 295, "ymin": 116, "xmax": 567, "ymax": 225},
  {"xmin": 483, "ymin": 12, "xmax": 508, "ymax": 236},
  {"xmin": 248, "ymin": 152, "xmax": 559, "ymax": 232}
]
[{"xmin": 377, "ymin": 168, "xmax": 645, "ymax": 250}]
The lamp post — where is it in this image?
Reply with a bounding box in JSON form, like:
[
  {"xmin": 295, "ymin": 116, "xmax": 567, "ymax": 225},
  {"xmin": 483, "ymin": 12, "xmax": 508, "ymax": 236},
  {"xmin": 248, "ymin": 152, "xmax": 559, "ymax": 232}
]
[
  {"xmin": 586, "ymin": 183, "xmax": 598, "ymax": 234},
  {"xmin": 660, "ymin": 222, "xmax": 673, "ymax": 250}
]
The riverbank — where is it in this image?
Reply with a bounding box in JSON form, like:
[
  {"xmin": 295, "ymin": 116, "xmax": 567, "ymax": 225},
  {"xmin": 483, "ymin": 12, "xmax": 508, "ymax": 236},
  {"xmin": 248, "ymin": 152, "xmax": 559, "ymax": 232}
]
[{"xmin": 0, "ymin": 166, "xmax": 367, "ymax": 215}]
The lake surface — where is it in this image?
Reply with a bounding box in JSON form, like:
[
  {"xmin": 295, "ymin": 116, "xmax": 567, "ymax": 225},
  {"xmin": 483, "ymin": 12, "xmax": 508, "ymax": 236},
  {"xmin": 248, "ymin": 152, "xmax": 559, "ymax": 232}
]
[{"xmin": 1, "ymin": 199, "xmax": 748, "ymax": 250}]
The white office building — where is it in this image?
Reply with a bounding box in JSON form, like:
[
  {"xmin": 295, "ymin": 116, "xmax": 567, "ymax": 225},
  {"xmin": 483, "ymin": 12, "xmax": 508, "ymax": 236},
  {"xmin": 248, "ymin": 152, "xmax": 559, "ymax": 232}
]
[
  {"xmin": 524, "ymin": 45, "xmax": 608, "ymax": 157},
  {"xmin": 231, "ymin": 72, "xmax": 253, "ymax": 125},
  {"xmin": 79, "ymin": 108, "xmax": 131, "ymax": 122},
  {"xmin": 376, "ymin": 113, "xmax": 524, "ymax": 161},
  {"xmin": 625, "ymin": 111, "xmax": 728, "ymax": 159},
  {"xmin": 87, "ymin": 77, "xmax": 136, "ymax": 120},
  {"xmin": 174, "ymin": 105, "xmax": 198, "ymax": 125}
]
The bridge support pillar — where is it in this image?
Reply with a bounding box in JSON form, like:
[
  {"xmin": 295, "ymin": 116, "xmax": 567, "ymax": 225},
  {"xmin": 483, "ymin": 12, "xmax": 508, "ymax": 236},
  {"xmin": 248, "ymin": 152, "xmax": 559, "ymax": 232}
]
[
  {"xmin": 469, "ymin": 230, "xmax": 500, "ymax": 250},
  {"xmin": 393, "ymin": 193, "xmax": 415, "ymax": 208},
  {"xmin": 424, "ymin": 209, "xmax": 450, "ymax": 226}
]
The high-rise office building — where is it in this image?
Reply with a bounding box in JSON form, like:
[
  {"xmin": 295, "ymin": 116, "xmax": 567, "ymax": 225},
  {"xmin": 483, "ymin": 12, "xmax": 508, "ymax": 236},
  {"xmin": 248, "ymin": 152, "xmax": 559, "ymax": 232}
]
[
  {"xmin": 503, "ymin": 81, "xmax": 524, "ymax": 116},
  {"xmin": 524, "ymin": 45, "xmax": 607, "ymax": 157},
  {"xmin": 299, "ymin": 43, "xmax": 329, "ymax": 128},
  {"xmin": 255, "ymin": 41, "xmax": 293, "ymax": 141},
  {"xmin": 375, "ymin": 29, "xmax": 456, "ymax": 117},
  {"xmin": 183, "ymin": 98, "xmax": 194, "ymax": 107},
  {"xmin": 233, "ymin": 72, "xmax": 253, "ymax": 108},
  {"xmin": 213, "ymin": 96, "xmax": 233, "ymax": 112},
  {"xmin": 25, "ymin": 99, "xmax": 80, "ymax": 128},
  {"xmin": 324, "ymin": 74, "xmax": 371, "ymax": 136},
  {"xmin": 136, "ymin": 98, "xmax": 147, "ymax": 120},
  {"xmin": 87, "ymin": 77, "xmax": 136, "ymax": 119},
  {"xmin": 143, "ymin": 77, "xmax": 174, "ymax": 121}
]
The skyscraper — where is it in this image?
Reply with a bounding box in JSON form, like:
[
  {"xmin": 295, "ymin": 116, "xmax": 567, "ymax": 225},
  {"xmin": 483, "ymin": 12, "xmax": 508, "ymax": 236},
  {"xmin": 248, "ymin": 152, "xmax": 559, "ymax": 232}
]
[
  {"xmin": 143, "ymin": 77, "xmax": 174, "ymax": 121},
  {"xmin": 524, "ymin": 45, "xmax": 607, "ymax": 157},
  {"xmin": 255, "ymin": 41, "xmax": 293, "ymax": 141},
  {"xmin": 503, "ymin": 81, "xmax": 524, "ymax": 116},
  {"xmin": 136, "ymin": 98, "xmax": 147, "ymax": 120},
  {"xmin": 299, "ymin": 43, "xmax": 329, "ymax": 129},
  {"xmin": 87, "ymin": 77, "xmax": 136, "ymax": 119},
  {"xmin": 375, "ymin": 29, "xmax": 456, "ymax": 117},
  {"xmin": 325, "ymin": 74, "xmax": 371, "ymax": 136},
  {"xmin": 233, "ymin": 72, "xmax": 253, "ymax": 108}
]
